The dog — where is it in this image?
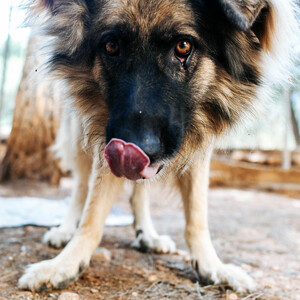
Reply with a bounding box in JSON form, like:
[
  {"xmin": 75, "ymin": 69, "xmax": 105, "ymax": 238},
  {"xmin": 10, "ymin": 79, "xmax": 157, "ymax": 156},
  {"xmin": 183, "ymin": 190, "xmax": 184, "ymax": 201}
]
[{"xmin": 19, "ymin": 0, "xmax": 297, "ymax": 293}]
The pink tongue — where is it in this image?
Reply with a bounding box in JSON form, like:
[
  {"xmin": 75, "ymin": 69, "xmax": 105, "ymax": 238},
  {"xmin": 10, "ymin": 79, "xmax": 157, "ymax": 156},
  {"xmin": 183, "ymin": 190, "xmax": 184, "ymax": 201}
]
[{"xmin": 104, "ymin": 138, "xmax": 160, "ymax": 180}]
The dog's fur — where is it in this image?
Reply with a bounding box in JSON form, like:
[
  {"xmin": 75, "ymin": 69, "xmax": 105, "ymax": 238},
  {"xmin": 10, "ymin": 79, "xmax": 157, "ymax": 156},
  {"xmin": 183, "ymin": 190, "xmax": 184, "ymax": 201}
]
[{"xmin": 19, "ymin": 0, "xmax": 298, "ymax": 293}]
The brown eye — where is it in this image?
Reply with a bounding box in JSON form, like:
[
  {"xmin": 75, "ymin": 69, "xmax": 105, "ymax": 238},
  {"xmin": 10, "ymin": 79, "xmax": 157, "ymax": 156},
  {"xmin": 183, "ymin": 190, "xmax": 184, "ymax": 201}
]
[
  {"xmin": 175, "ymin": 40, "xmax": 192, "ymax": 59},
  {"xmin": 105, "ymin": 40, "xmax": 120, "ymax": 56}
]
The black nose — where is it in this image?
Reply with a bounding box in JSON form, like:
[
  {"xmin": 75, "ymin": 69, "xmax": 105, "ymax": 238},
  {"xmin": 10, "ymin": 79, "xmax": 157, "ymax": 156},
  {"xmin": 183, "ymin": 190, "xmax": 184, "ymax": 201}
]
[
  {"xmin": 136, "ymin": 131, "xmax": 161, "ymax": 160},
  {"xmin": 106, "ymin": 123, "xmax": 163, "ymax": 163}
]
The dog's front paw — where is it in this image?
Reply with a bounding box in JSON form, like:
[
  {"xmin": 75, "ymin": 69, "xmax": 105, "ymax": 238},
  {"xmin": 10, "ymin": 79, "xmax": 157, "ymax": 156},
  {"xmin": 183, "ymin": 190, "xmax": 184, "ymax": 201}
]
[
  {"xmin": 18, "ymin": 258, "xmax": 88, "ymax": 292},
  {"xmin": 43, "ymin": 226, "xmax": 75, "ymax": 248},
  {"xmin": 132, "ymin": 230, "xmax": 176, "ymax": 254},
  {"xmin": 192, "ymin": 259, "xmax": 256, "ymax": 293}
]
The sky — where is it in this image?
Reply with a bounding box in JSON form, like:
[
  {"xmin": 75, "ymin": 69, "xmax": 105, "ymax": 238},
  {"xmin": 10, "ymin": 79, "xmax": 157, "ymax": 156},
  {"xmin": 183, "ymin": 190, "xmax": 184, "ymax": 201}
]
[{"xmin": 0, "ymin": 1, "xmax": 30, "ymax": 45}]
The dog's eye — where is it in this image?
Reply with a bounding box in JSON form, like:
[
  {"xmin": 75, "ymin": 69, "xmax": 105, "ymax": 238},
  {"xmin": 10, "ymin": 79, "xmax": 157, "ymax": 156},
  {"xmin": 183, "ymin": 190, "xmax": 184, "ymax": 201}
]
[
  {"xmin": 105, "ymin": 40, "xmax": 120, "ymax": 56},
  {"xmin": 175, "ymin": 41, "xmax": 192, "ymax": 61}
]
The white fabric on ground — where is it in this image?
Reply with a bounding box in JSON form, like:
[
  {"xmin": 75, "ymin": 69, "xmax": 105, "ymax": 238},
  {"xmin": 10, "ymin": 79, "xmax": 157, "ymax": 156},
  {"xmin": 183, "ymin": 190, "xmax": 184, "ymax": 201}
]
[{"xmin": 0, "ymin": 197, "xmax": 133, "ymax": 228}]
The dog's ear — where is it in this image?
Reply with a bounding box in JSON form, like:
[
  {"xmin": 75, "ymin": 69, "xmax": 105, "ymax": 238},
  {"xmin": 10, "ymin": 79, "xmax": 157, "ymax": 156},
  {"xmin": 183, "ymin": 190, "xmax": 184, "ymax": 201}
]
[
  {"xmin": 41, "ymin": 0, "xmax": 54, "ymax": 8},
  {"xmin": 35, "ymin": 0, "xmax": 94, "ymax": 13},
  {"xmin": 214, "ymin": 0, "xmax": 275, "ymax": 52},
  {"xmin": 214, "ymin": 0, "xmax": 267, "ymax": 32},
  {"xmin": 29, "ymin": 0, "xmax": 95, "ymax": 55},
  {"xmin": 31, "ymin": 0, "xmax": 55, "ymax": 13}
]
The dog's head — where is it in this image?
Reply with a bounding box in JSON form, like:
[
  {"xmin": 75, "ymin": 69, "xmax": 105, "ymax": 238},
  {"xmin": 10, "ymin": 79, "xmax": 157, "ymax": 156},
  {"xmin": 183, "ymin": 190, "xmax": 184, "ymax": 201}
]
[{"xmin": 31, "ymin": 0, "xmax": 289, "ymax": 180}]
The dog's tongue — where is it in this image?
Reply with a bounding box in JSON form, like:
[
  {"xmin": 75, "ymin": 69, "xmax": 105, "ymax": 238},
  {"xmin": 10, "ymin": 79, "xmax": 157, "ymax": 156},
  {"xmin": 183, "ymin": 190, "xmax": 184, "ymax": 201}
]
[{"xmin": 104, "ymin": 138, "xmax": 159, "ymax": 180}]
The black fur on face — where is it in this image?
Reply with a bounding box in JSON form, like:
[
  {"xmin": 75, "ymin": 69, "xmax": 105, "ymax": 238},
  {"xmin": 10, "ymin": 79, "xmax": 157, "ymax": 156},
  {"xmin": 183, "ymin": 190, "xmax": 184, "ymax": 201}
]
[{"xmin": 95, "ymin": 23, "xmax": 199, "ymax": 163}]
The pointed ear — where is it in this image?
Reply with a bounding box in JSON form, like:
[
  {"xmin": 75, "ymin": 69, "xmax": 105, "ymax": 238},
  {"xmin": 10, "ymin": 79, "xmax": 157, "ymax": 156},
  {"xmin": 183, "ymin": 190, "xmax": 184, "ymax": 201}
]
[
  {"xmin": 42, "ymin": 0, "xmax": 54, "ymax": 7},
  {"xmin": 215, "ymin": 0, "xmax": 267, "ymax": 32},
  {"xmin": 29, "ymin": 0, "xmax": 94, "ymax": 55},
  {"xmin": 29, "ymin": 0, "xmax": 56, "ymax": 16},
  {"xmin": 215, "ymin": 0, "xmax": 275, "ymax": 52},
  {"xmin": 33, "ymin": 0, "xmax": 94, "ymax": 12},
  {"xmin": 34, "ymin": 0, "xmax": 55, "ymax": 10}
]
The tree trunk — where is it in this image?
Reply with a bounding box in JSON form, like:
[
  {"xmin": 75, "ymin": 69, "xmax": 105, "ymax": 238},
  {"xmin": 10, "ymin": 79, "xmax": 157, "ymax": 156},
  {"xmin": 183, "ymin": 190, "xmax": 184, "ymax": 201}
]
[
  {"xmin": 290, "ymin": 93, "xmax": 300, "ymax": 147},
  {"xmin": 0, "ymin": 36, "xmax": 63, "ymax": 185}
]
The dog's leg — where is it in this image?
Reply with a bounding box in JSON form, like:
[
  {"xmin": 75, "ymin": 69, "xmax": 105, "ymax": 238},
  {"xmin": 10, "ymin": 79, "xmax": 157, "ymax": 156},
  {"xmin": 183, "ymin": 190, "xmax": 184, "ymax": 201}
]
[
  {"xmin": 131, "ymin": 183, "xmax": 176, "ymax": 253},
  {"xmin": 177, "ymin": 146, "xmax": 256, "ymax": 293},
  {"xmin": 19, "ymin": 160, "xmax": 124, "ymax": 292},
  {"xmin": 43, "ymin": 150, "xmax": 92, "ymax": 248}
]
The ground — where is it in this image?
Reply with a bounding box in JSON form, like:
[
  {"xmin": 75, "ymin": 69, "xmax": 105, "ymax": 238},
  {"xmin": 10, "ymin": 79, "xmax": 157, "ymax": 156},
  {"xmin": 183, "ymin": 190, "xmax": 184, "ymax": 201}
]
[{"xmin": 0, "ymin": 179, "xmax": 299, "ymax": 300}]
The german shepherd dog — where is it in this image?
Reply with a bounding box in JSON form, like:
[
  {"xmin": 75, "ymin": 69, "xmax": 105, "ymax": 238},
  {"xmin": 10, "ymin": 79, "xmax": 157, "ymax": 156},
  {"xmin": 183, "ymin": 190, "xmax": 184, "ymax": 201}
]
[{"xmin": 19, "ymin": 0, "xmax": 297, "ymax": 293}]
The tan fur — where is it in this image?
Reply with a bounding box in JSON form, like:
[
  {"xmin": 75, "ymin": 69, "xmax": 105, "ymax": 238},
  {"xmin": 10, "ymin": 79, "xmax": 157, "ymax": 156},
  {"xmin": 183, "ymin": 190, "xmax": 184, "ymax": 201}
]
[
  {"xmin": 256, "ymin": 4, "xmax": 276, "ymax": 53},
  {"xmin": 99, "ymin": 0, "xmax": 197, "ymax": 39}
]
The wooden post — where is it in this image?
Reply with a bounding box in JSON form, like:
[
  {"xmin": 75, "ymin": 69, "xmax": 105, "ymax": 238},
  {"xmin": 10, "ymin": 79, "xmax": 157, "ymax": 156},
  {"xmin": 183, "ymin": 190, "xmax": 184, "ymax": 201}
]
[{"xmin": 282, "ymin": 86, "xmax": 292, "ymax": 170}]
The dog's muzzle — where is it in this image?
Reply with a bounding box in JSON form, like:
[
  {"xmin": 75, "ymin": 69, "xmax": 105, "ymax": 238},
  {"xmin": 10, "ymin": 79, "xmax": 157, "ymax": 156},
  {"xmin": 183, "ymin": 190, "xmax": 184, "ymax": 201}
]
[{"xmin": 104, "ymin": 138, "xmax": 161, "ymax": 180}]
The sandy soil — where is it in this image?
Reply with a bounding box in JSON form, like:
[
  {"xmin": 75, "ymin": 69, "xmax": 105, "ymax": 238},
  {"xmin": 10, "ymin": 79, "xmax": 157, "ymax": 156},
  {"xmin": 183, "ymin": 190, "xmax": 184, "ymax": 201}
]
[{"xmin": 0, "ymin": 179, "xmax": 299, "ymax": 300}]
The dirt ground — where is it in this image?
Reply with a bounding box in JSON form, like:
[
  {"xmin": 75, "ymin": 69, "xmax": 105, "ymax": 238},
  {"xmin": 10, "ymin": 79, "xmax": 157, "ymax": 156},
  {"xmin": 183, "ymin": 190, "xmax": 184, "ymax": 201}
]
[{"xmin": 0, "ymin": 179, "xmax": 299, "ymax": 300}]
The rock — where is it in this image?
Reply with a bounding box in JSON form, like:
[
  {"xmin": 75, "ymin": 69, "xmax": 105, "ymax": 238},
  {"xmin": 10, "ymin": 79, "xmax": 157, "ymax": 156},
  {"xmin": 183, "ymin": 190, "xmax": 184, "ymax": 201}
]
[
  {"xmin": 93, "ymin": 247, "xmax": 112, "ymax": 262},
  {"xmin": 231, "ymin": 150, "xmax": 247, "ymax": 162},
  {"xmin": 58, "ymin": 292, "xmax": 80, "ymax": 300},
  {"xmin": 90, "ymin": 288, "xmax": 98, "ymax": 294},
  {"xmin": 227, "ymin": 293, "xmax": 238, "ymax": 300},
  {"xmin": 247, "ymin": 151, "xmax": 267, "ymax": 164},
  {"xmin": 148, "ymin": 275, "xmax": 158, "ymax": 283}
]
